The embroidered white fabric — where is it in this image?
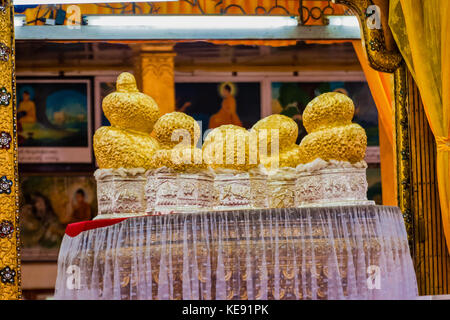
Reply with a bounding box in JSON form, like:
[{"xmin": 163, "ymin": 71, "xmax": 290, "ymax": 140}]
[{"xmin": 54, "ymin": 205, "xmax": 418, "ymax": 300}]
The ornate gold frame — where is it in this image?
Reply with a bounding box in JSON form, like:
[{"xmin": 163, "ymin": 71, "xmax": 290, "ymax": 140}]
[
  {"xmin": 0, "ymin": 0, "xmax": 21, "ymax": 300},
  {"xmin": 334, "ymin": 0, "xmax": 402, "ymax": 73},
  {"xmin": 0, "ymin": 0, "xmax": 419, "ymax": 299}
]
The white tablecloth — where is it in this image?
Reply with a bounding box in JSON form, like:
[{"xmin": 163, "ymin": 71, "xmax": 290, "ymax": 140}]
[{"xmin": 54, "ymin": 205, "xmax": 418, "ymax": 300}]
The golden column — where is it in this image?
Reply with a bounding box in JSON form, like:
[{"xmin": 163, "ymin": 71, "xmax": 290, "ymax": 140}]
[
  {"xmin": 132, "ymin": 43, "xmax": 176, "ymax": 115},
  {"xmin": 0, "ymin": 1, "xmax": 21, "ymax": 300}
]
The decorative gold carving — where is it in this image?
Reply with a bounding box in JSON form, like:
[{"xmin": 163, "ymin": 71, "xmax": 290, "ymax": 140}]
[
  {"xmin": 0, "ymin": 1, "xmax": 21, "ymax": 300},
  {"xmin": 394, "ymin": 63, "xmax": 413, "ymax": 243},
  {"xmin": 333, "ymin": 0, "xmax": 402, "ymax": 73}
]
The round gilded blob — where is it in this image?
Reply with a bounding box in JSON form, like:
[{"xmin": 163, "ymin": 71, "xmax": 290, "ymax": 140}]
[
  {"xmin": 93, "ymin": 126, "xmax": 159, "ymax": 169},
  {"xmin": 251, "ymin": 114, "xmax": 298, "ymax": 152},
  {"xmin": 149, "ymin": 146, "xmax": 205, "ymax": 171},
  {"xmin": 202, "ymin": 125, "xmax": 258, "ymax": 171},
  {"xmin": 299, "ymin": 123, "xmax": 367, "ymax": 163},
  {"xmin": 303, "ymin": 92, "xmax": 354, "ymax": 133},
  {"xmin": 153, "ymin": 112, "xmax": 200, "ymax": 148},
  {"xmin": 102, "ymin": 72, "xmax": 160, "ymax": 133},
  {"xmin": 260, "ymin": 144, "xmax": 307, "ymax": 169}
]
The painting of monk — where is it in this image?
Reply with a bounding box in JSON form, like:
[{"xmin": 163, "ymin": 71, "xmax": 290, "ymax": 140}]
[
  {"xmin": 19, "ymin": 175, "xmax": 97, "ymax": 260},
  {"xmin": 17, "ymin": 78, "xmax": 92, "ymax": 163},
  {"xmin": 175, "ymin": 81, "xmax": 260, "ymax": 139},
  {"xmin": 208, "ymin": 83, "xmax": 243, "ymax": 129},
  {"xmin": 18, "ymin": 90, "xmax": 37, "ymax": 124}
]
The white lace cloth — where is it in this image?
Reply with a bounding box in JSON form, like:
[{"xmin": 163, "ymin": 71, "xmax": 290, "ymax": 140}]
[{"xmin": 54, "ymin": 205, "xmax": 417, "ymax": 300}]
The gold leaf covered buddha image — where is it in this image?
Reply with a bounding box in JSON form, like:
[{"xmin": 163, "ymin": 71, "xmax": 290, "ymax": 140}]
[
  {"xmin": 295, "ymin": 92, "xmax": 372, "ymax": 206},
  {"xmin": 92, "ymin": 73, "xmax": 373, "ymax": 219},
  {"xmin": 94, "ymin": 72, "xmax": 160, "ymax": 169}
]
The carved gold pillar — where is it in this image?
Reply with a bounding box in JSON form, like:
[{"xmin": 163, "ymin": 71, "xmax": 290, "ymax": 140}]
[
  {"xmin": 0, "ymin": 1, "xmax": 21, "ymax": 300},
  {"xmin": 132, "ymin": 43, "xmax": 176, "ymax": 116}
]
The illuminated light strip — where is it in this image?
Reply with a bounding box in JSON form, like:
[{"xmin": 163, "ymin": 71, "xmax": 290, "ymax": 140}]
[
  {"xmin": 85, "ymin": 15, "xmax": 299, "ymax": 29},
  {"xmin": 327, "ymin": 16, "xmax": 359, "ymax": 28}
]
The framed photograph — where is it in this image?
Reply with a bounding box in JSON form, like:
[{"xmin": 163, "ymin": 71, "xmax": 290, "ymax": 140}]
[
  {"xmin": 270, "ymin": 79, "xmax": 380, "ymax": 163},
  {"xmin": 94, "ymin": 76, "xmax": 116, "ymax": 129},
  {"xmin": 19, "ymin": 174, "xmax": 97, "ymax": 261},
  {"xmin": 17, "ymin": 78, "xmax": 93, "ymax": 164},
  {"xmin": 175, "ymin": 77, "xmax": 263, "ymax": 140}
]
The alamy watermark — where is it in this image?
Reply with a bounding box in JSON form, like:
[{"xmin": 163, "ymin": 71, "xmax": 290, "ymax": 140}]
[
  {"xmin": 66, "ymin": 265, "xmax": 81, "ymax": 290},
  {"xmin": 166, "ymin": 121, "xmax": 281, "ymax": 169},
  {"xmin": 366, "ymin": 5, "xmax": 382, "ymax": 30},
  {"xmin": 367, "ymin": 265, "xmax": 381, "ymax": 290}
]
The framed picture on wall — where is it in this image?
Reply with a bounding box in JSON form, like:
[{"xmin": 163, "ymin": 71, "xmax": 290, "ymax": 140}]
[
  {"xmin": 17, "ymin": 78, "xmax": 93, "ymax": 164},
  {"xmin": 270, "ymin": 80, "xmax": 380, "ymax": 164},
  {"xmin": 94, "ymin": 75, "xmax": 117, "ymax": 129},
  {"xmin": 175, "ymin": 78, "xmax": 263, "ymax": 140},
  {"xmin": 19, "ymin": 174, "xmax": 97, "ymax": 261}
]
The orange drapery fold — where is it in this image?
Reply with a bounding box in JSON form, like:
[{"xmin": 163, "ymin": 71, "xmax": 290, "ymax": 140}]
[{"xmin": 352, "ymin": 40, "xmax": 397, "ymax": 206}]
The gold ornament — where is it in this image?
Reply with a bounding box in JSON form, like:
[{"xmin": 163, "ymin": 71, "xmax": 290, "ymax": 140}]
[
  {"xmin": 260, "ymin": 144, "xmax": 306, "ymax": 169},
  {"xmin": 0, "ymin": 2, "xmax": 21, "ymax": 299},
  {"xmin": 202, "ymin": 125, "xmax": 257, "ymax": 171},
  {"xmin": 102, "ymin": 72, "xmax": 160, "ymax": 133},
  {"xmin": 299, "ymin": 92, "xmax": 367, "ymax": 164},
  {"xmin": 251, "ymin": 114, "xmax": 298, "ymax": 152},
  {"xmin": 300, "ymin": 123, "xmax": 367, "ymax": 163},
  {"xmin": 93, "ymin": 126, "xmax": 159, "ymax": 169},
  {"xmin": 302, "ymin": 92, "xmax": 354, "ymax": 133},
  {"xmin": 149, "ymin": 146, "xmax": 205, "ymax": 171},
  {"xmin": 153, "ymin": 111, "xmax": 200, "ymax": 148}
]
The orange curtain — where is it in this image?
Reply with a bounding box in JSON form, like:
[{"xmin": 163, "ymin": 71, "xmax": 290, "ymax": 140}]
[{"xmin": 352, "ymin": 40, "xmax": 397, "ymax": 206}]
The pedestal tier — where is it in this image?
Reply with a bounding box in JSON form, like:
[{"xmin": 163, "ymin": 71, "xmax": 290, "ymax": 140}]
[
  {"xmin": 94, "ymin": 168, "xmax": 147, "ymax": 220},
  {"xmin": 295, "ymin": 161, "xmax": 371, "ymax": 206},
  {"xmin": 214, "ymin": 171, "xmax": 251, "ymax": 210},
  {"xmin": 55, "ymin": 205, "xmax": 417, "ymax": 300}
]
